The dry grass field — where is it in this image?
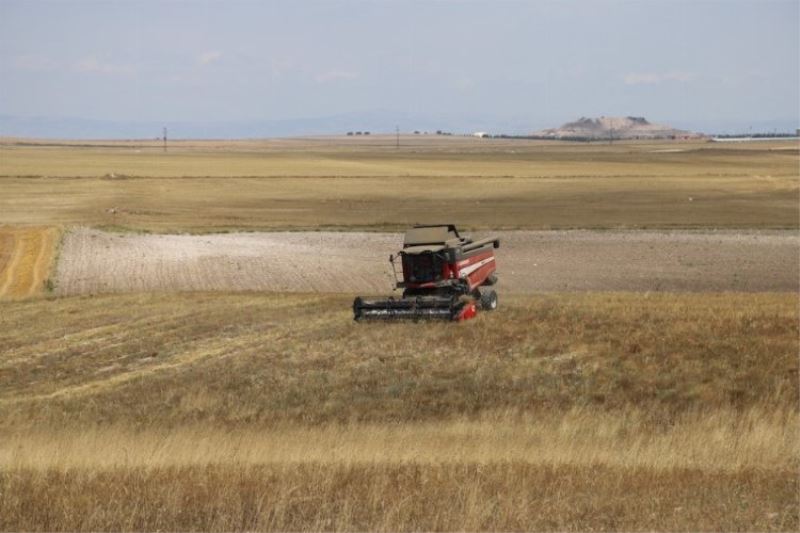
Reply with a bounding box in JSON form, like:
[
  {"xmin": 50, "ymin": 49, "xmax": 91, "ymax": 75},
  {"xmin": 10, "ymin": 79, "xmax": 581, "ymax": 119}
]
[
  {"xmin": 0, "ymin": 137, "xmax": 797, "ymax": 231},
  {"xmin": 1, "ymin": 137, "xmax": 798, "ymax": 531},
  {"xmin": 0, "ymin": 226, "xmax": 59, "ymax": 300},
  {"xmin": 0, "ymin": 292, "xmax": 797, "ymax": 530}
]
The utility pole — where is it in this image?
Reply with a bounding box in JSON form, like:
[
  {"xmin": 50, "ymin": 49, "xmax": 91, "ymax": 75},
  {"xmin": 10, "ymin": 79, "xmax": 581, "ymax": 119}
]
[
  {"xmin": 608, "ymin": 123, "xmax": 614, "ymax": 145},
  {"xmin": 396, "ymin": 125, "xmax": 400, "ymax": 149},
  {"xmin": 163, "ymin": 127, "xmax": 167, "ymax": 153}
]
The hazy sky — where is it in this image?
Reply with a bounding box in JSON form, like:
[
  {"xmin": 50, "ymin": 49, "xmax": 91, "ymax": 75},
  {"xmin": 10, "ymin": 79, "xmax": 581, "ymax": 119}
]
[{"xmin": 1, "ymin": 0, "xmax": 797, "ymax": 131}]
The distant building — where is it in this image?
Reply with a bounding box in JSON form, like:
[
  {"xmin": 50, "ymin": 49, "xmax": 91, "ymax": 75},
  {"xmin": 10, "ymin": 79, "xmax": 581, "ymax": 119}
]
[{"xmin": 473, "ymin": 131, "xmax": 488, "ymax": 138}]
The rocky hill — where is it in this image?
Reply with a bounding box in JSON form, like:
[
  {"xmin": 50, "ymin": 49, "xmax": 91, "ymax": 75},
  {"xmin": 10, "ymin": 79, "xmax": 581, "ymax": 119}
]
[{"xmin": 533, "ymin": 116, "xmax": 695, "ymax": 140}]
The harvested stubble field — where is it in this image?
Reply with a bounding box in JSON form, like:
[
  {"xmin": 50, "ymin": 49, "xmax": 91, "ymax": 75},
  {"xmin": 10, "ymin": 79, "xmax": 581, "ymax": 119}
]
[
  {"xmin": 0, "ymin": 137, "xmax": 797, "ymax": 231},
  {"xmin": 54, "ymin": 227, "xmax": 799, "ymax": 295},
  {"xmin": 0, "ymin": 292, "xmax": 797, "ymax": 531}
]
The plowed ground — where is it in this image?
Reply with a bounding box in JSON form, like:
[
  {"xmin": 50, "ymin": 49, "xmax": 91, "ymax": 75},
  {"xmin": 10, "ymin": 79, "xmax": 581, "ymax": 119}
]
[
  {"xmin": 0, "ymin": 226, "xmax": 59, "ymax": 300},
  {"xmin": 54, "ymin": 228, "xmax": 799, "ymax": 295}
]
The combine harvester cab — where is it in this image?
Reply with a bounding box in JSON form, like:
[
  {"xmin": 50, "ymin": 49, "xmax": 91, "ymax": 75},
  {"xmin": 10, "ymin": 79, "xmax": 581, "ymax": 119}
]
[{"xmin": 353, "ymin": 225, "xmax": 499, "ymax": 321}]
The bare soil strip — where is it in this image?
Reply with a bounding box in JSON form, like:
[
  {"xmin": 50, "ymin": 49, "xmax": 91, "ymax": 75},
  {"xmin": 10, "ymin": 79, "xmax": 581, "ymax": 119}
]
[
  {"xmin": 0, "ymin": 226, "xmax": 58, "ymax": 299},
  {"xmin": 55, "ymin": 228, "xmax": 799, "ymax": 295}
]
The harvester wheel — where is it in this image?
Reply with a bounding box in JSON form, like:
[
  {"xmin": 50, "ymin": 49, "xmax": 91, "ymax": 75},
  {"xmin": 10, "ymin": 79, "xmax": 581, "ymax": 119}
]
[
  {"xmin": 353, "ymin": 297, "xmax": 364, "ymax": 321},
  {"xmin": 479, "ymin": 289, "xmax": 498, "ymax": 311}
]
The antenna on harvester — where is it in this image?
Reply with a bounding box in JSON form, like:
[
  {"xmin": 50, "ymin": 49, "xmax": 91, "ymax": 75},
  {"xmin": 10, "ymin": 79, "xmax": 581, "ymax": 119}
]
[
  {"xmin": 396, "ymin": 125, "xmax": 400, "ymax": 149},
  {"xmin": 163, "ymin": 127, "xmax": 167, "ymax": 152}
]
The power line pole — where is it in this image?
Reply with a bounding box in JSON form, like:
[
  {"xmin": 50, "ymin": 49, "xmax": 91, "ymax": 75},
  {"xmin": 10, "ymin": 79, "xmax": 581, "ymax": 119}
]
[
  {"xmin": 163, "ymin": 127, "xmax": 167, "ymax": 153},
  {"xmin": 396, "ymin": 125, "xmax": 400, "ymax": 149}
]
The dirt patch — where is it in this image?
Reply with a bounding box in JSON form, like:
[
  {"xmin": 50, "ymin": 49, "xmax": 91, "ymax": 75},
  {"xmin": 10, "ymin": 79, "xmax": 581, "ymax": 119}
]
[
  {"xmin": 0, "ymin": 233, "xmax": 13, "ymax": 278},
  {"xmin": 54, "ymin": 228, "xmax": 799, "ymax": 295},
  {"xmin": 0, "ymin": 226, "xmax": 59, "ymax": 299},
  {"xmin": 496, "ymin": 230, "xmax": 799, "ymax": 292}
]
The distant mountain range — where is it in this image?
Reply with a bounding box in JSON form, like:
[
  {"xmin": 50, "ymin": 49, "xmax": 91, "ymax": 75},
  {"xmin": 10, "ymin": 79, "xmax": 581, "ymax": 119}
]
[
  {"xmin": 531, "ymin": 116, "xmax": 698, "ymax": 140},
  {"xmin": 0, "ymin": 112, "xmax": 795, "ymax": 139},
  {"xmin": 0, "ymin": 111, "xmax": 535, "ymax": 140}
]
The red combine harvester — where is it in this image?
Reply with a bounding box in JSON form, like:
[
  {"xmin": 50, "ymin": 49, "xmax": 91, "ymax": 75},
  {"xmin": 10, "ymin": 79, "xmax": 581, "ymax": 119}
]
[{"xmin": 353, "ymin": 225, "xmax": 500, "ymax": 321}]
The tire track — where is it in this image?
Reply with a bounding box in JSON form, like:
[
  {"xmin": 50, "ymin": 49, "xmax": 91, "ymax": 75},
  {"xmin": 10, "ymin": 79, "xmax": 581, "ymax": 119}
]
[
  {"xmin": 29, "ymin": 228, "xmax": 55, "ymax": 295},
  {"xmin": 0, "ymin": 233, "xmax": 14, "ymax": 280},
  {"xmin": 0, "ymin": 227, "xmax": 59, "ymax": 299},
  {"xmin": 0, "ymin": 311, "xmax": 344, "ymax": 404},
  {"xmin": 0, "ymin": 231, "xmax": 21, "ymax": 298}
]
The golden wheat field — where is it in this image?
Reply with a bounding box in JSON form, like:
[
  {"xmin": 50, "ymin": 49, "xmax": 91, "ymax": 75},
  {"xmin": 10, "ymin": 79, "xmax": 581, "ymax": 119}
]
[
  {"xmin": 0, "ymin": 137, "xmax": 797, "ymax": 231},
  {"xmin": 0, "ymin": 138, "xmax": 798, "ymax": 531},
  {"xmin": 0, "ymin": 292, "xmax": 798, "ymax": 531}
]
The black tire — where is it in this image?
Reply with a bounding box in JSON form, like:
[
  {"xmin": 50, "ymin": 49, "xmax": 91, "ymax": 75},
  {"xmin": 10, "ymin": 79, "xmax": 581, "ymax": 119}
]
[
  {"xmin": 353, "ymin": 297, "xmax": 364, "ymax": 321},
  {"xmin": 479, "ymin": 289, "xmax": 498, "ymax": 311},
  {"xmin": 483, "ymin": 273, "xmax": 498, "ymax": 286}
]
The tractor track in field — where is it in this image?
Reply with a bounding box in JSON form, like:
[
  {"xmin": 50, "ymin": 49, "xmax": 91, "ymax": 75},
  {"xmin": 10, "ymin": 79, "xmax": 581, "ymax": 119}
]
[
  {"xmin": 53, "ymin": 228, "xmax": 799, "ymax": 295},
  {"xmin": 0, "ymin": 226, "xmax": 59, "ymax": 300},
  {"xmin": 0, "ymin": 232, "xmax": 20, "ymax": 297}
]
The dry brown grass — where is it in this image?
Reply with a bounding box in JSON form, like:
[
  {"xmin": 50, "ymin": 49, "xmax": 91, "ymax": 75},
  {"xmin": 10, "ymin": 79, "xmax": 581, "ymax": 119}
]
[
  {"xmin": 2, "ymin": 462, "xmax": 795, "ymax": 531},
  {"xmin": 0, "ymin": 292, "xmax": 797, "ymax": 530},
  {"xmin": 3, "ymin": 409, "xmax": 795, "ymax": 471},
  {"xmin": 1, "ymin": 136, "xmax": 797, "ymax": 178},
  {"xmin": 0, "ymin": 138, "xmax": 796, "ymax": 231},
  {"xmin": 1, "ymin": 292, "xmax": 796, "ymax": 425}
]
